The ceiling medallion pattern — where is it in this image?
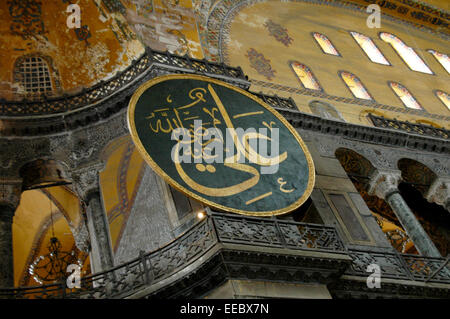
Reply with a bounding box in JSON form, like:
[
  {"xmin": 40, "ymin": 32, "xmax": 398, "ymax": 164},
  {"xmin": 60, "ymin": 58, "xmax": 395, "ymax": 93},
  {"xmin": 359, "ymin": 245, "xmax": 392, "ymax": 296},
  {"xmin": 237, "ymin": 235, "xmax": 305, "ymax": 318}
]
[
  {"xmin": 264, "ymin": 19, "xmax": 293, "ymax": 47},
  {"xmin": 245, "ymin": 48, "xmax": 276, "ymax": 81}
]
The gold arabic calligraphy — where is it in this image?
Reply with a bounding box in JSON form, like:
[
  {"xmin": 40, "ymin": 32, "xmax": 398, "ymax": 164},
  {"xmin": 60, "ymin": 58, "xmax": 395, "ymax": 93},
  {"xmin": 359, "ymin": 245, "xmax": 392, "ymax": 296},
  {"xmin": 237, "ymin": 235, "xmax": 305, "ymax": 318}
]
[{"xmin": 146, "ymin": 84, "xmax": 295, "ymax": 203}]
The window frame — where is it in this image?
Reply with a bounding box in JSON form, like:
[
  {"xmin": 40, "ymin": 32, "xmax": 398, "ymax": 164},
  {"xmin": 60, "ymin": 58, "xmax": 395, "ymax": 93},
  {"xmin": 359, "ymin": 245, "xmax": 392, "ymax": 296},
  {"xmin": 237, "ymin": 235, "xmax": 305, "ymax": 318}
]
[
  {"xmin": 379, "ymin": 32, "xmax": 434, "ymax": 75},
  {"xmin": 311, "ymin": 32, "xmax": 342, "ymax": 57},
  {"xmin": 289, "ymin": 60, "xmax": 324, "ymax": 91},
  {"xmin": 349, "ymin": 31, "xmax": 391, "ymax": 66},
  {"xmin": 427, "ymin": 49, "xmax": 450, "ymax": 74},
  {"xmin": 338, "ymin": 70, "xmax": 375, "ymax": 101},
  {"xmin": 434, "ymin": 89, "xmax": 450, "ymax": 111},
  {"xmin": 387, "ymin": 81, "xmax": 425, "ymax": 111}
]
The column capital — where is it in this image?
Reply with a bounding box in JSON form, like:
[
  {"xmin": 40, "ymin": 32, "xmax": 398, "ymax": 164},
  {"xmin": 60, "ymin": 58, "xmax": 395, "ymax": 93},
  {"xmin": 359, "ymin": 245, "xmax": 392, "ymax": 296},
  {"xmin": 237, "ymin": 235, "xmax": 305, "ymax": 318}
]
[
  {"xmin": 367, "ymin": 169, "xmax": 402, "ymax": 200},
  {"xmin": 0, "ymin": 181, "xmax": 22, "ymax": 213},
  {"xmin": 425, "ymin": 177, "xmax": 450, "ymax": 210},
  {"xmin": 71, "ymin": 162, "xmax": 105, "ymax": 202}
]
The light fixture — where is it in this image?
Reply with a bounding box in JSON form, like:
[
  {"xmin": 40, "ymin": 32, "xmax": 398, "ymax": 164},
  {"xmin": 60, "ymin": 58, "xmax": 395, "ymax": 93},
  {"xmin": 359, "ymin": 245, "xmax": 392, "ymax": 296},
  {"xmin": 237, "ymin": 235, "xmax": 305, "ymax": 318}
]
[
  {"xmin": 197, "ymin": 211, "xmax": 205, "ymax": 219},
  {"xmin": 29, "ymin": 190, "xmax": 82, "ymax": 285}
]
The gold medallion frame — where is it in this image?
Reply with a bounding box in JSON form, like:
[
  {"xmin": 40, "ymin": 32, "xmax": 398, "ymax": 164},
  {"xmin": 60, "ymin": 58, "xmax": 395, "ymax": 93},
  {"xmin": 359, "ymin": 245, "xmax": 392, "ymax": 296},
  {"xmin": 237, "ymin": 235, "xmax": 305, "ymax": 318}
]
[{"xmin": 127, "ymin": 74, "xmax": 315, "ymax": 216}]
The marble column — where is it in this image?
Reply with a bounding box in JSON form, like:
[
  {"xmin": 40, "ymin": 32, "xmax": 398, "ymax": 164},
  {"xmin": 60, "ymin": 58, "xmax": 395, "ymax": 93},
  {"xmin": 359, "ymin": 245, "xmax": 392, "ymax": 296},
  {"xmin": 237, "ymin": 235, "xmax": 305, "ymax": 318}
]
[
  {"xmin": 0, "ymin": 183, "xmax": 21, "ymax": 287},
  {"xmin": 368, "ymin": 170, "xmax": 441, "ymax": 258},
  {"xmin": 425, "ymin": 178, "xmax": 450, "ymax": 212},
  {"xmin": 72, "ymin": 164, "xmax": 114, "ymax": 274}
]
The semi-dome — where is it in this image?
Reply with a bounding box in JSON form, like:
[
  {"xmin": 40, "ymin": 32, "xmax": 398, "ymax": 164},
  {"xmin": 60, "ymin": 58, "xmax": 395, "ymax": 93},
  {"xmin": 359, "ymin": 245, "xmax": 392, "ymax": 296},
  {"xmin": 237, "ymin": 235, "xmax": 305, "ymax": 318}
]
[{"xmin": 0, "ymin": 0, "xmax": 145, "ymax": 102}]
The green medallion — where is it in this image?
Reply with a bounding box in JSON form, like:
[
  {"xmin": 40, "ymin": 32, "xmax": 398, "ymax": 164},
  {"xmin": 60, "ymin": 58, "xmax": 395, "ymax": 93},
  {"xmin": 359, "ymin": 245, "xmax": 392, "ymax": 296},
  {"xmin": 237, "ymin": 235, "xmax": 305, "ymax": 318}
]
[{"xmin": 128, "ymin": 74, "xmax": 315, "ymax": 216}]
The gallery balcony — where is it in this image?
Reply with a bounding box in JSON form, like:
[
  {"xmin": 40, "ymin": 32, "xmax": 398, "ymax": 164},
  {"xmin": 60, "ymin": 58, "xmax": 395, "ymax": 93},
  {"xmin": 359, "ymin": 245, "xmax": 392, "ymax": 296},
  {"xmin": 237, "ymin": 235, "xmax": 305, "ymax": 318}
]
[{"xmin": 0, "ymin": 211, "xmax": 351, "ymax": 299}]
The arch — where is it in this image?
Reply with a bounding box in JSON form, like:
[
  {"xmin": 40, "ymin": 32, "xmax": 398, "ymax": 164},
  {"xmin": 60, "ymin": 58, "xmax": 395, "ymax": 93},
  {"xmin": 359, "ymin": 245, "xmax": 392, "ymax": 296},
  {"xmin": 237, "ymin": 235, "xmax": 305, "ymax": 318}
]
[
  {"xmin": 428, "ymin": 49, "xmax": 450, "ymax": 74},
  {"xmin": 388, "ymin": 81, "xmax": 423, "ymax": 110},
  {"xmin": 13, "ymin": 188, "xmax": 89, "ymax": 286},
  {"xmin": 335, "ymin": 148, "xmax": 420, "ymax": 254},
  {"xmin": 335, "ymin": 148, "xmax": 375, "ymax": 180},
  {"xmin": 396, "ymin": 158, "xmax": 450, "ymax": 256},
  {"xmin": 99, "ymin": 136, "xmax": 146, "ymax": 252},
  {"xmin": 349, "ymin": 31, "xmax": 390, "ymax": 65},
  {"xmin": 379, "ymin": 32, "xmax": 433, "ymax": 74},
  {"xmin": 338, "ymin": 71, "xmax": 373, "ymax": 100},
  {"xmin": 289, "ymin": 61, "xmax": 322, "ymax": 91},
  {"xmin": 311, "ymin": 32, "xmax": 340, "ymax": 56},
  {"xmin": 397, "ymin": 158, "xmax": 437, "ymax": 196}
]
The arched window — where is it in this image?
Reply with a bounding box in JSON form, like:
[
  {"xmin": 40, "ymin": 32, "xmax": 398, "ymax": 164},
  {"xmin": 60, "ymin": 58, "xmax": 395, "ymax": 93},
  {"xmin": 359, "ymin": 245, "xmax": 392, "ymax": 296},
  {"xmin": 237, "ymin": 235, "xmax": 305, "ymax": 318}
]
[
  {"xmin": 435, "ymin": 90, "xmax": 450, "ymax": 111},
  {"xmin": 428, "ymin": 50, "xmax": 450, "ymax": 74},
  {"xmin": 14, "ymin": 55, "xmax": 53, "ymax": 96},
  {"xmin": 339, "ymin": 71, "xmax": 372, "ymax": 100},
  {"xmin": 380, "ymin": 32, "xmax": 432, "ymax": 74},
  {"xmin": 290, "ymin": 61, "xmax": 322, "ymax": 90},
  {"xmin": 388, "ymin": 82, "xmax": 423, "ymax": 110},
  {"xmin": 350, "ymin": 31, "xmax": 390, "ymax": 65},
  {"xmin": 312, "ymin": 33, "xmax": 340, "ymax": 56}
]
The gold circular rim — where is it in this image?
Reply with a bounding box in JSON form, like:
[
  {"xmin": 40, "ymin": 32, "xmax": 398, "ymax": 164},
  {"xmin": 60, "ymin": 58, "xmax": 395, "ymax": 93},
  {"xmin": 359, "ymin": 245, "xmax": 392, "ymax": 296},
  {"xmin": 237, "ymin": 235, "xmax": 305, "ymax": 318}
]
[{"xmin": 128, "ymin": 74, "xmax": 315, "ymax": 216}]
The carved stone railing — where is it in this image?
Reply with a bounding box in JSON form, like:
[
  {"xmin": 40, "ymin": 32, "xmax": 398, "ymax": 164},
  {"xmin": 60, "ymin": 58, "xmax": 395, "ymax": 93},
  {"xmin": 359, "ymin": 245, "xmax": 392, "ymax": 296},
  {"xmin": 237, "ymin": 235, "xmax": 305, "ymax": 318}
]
[
  {"xmin": 212, "ymin": 212, "xmax": 345, "ymax": 252},
  {"xmin": 0, "ymin": 48, "xmax": 247, "ymax": 117},
  {"xmin": 345, "ymin": 249, "xmax": 450, "ymax": 284},
  {"xmin": 368, "ymin": 113, "xmax": 450, "ymax": 140},
  {"xmin": 0, "ymin": 212, "xmax": 347, "ymax": 299}
]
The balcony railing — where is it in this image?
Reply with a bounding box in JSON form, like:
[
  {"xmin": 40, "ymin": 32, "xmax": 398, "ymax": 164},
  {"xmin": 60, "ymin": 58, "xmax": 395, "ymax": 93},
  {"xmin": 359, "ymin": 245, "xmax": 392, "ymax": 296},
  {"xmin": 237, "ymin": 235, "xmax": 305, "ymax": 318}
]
[
  {"xmin": 368, "ymin": 113, "xmax": 449, "ymax": 140},
  {"xmin": 250, "ymin": 92, "xmax": 298, "ymax": 111},
  {"xmin": 0, "ymin": 212, "xmax": 346, "ymax": 299},
  {"xmin": 346, "ymin": 249, "xmax": 450, "ymax": 284}
]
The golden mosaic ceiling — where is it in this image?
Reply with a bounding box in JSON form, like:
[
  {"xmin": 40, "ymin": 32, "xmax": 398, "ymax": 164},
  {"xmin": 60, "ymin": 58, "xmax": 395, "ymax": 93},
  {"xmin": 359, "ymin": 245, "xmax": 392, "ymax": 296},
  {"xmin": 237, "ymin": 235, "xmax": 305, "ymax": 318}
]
[{"xmin": 0, "ymin": 0, "xmax": 145, "ymax": 101}]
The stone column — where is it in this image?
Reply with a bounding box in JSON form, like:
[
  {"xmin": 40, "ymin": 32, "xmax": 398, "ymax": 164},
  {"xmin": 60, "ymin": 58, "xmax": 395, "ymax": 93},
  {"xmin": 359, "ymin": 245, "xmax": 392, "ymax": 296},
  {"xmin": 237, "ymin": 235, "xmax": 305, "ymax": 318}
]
[
  {"xmin": 368, "ymin": 170, "xmax": 441, "ymax": 258},
  {"xmin": 0, "ymin": 183, "xmax": 21, "ymax": 287},
  {"xmin": 72, "ymin": 164, "xmax": 114, "ymax": 274},
  {"xmin": 425, "ymin": 178, "xmax": 450, "ymax": 212}
]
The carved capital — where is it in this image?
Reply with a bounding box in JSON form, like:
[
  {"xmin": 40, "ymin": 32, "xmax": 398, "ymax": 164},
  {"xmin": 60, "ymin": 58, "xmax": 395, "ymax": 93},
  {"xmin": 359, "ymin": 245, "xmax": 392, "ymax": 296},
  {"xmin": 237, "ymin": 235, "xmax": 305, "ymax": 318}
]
[
  {"xmin": 0, "ymin": 182, "xmax": 22, "ymax": 211},
  {"xmin": 72, "ymin": 220, "xmax": 90, "ymax": 252},
  {"xmin": 426, "ymin": 178, "xmax": 450, "ymax": 210},
  {"xmin": 71, "ymin": 162, "xmax": 105, "ymax": 202},
  {"xmin": 367, "ymin": 170, "xmax": 402, "ymax": 200}
]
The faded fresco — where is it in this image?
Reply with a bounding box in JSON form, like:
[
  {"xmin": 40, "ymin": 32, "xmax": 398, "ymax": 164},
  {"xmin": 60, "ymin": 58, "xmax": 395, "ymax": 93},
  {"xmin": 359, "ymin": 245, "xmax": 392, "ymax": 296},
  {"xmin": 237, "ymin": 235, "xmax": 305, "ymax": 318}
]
[{"xmin": 124, "ymin": 0, "xmax": 204, "ymax": 58}]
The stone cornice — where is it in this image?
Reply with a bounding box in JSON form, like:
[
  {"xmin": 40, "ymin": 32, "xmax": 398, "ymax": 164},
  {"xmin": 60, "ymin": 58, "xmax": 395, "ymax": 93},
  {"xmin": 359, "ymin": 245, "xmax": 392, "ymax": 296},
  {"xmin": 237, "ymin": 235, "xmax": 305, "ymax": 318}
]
[{"xmin": 275, "ymin": 107, "xmax": 450, "ymax": 154}]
